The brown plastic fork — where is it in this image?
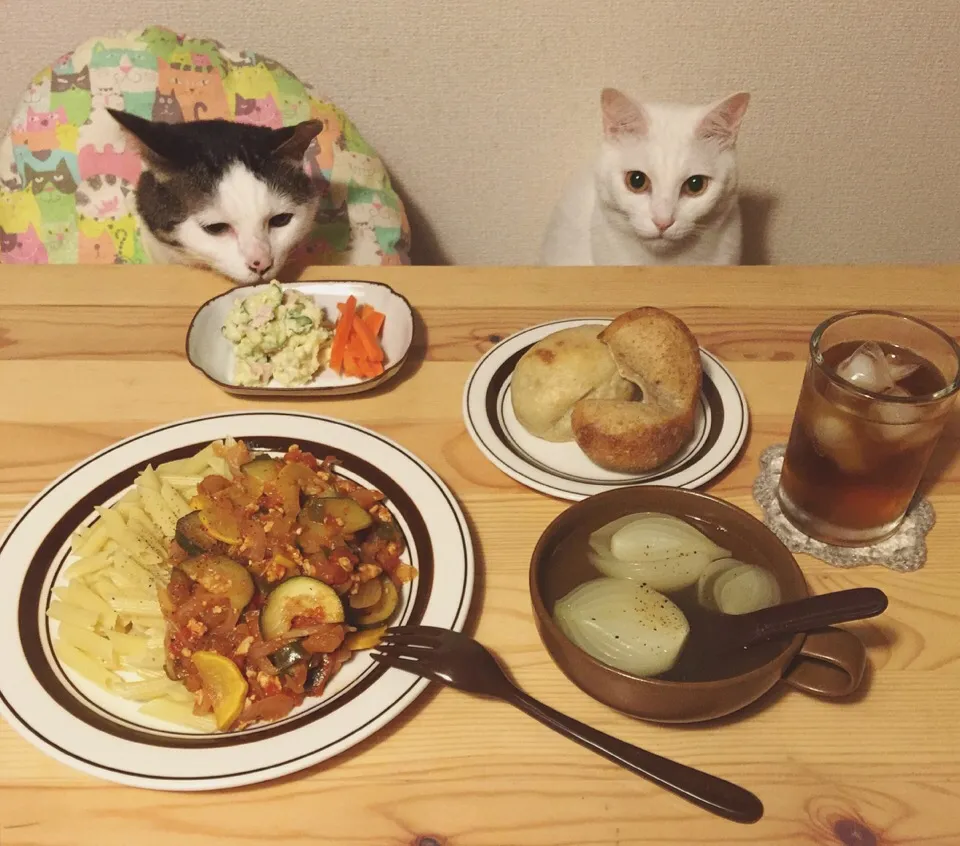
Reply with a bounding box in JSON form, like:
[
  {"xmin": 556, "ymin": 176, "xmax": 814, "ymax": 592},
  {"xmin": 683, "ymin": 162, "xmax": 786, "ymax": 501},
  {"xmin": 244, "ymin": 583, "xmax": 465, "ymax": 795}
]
[{"xmin": 371, "ymin": 625, "xmax": 764, "ymax": 824}]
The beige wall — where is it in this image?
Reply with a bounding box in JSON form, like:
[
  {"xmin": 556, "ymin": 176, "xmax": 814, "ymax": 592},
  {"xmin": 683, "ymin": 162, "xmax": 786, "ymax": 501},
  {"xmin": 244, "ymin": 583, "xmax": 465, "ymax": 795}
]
[{"xmin": 3, "ymin": 0, "xmax": 959, "ymax": 266}]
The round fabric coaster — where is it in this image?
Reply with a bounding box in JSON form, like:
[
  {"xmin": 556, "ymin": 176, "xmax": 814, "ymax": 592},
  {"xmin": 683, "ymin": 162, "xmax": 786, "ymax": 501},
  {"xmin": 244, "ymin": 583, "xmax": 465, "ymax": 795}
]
[{"xmin": 751, "ymin": 444, "xmax": 935, "ymax": 572}]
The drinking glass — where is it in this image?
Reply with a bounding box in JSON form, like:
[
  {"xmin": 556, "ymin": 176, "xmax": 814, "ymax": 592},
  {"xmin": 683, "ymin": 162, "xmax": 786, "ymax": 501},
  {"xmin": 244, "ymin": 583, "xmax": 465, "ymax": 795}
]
[{"xmin": 778, "ymin": 310, "xmax": 960, "ymax": 546}]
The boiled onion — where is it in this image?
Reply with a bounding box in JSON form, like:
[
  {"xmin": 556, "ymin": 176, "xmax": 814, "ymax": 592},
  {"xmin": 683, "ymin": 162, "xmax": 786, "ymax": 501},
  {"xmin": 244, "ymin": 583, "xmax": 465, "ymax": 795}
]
[
  {"xmin": 697, "ymin": 557, "xmax": 744, "ymax": 608},
  {"xmin": 587, "ymin": 513, "xmax": 729, "ymax": 592},
  {"xmin": 697, "ymin": 557, "xmax": 781, "ymax": 615},
  {"xmin": 553, "ymin": 577, "xmax": 689, "ymax": 677}
]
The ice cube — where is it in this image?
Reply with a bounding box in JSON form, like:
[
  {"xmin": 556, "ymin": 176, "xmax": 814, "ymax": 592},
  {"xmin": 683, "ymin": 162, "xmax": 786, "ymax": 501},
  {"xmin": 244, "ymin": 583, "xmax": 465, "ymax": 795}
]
[
  {"xmin": 884, "ymin": 352, "xmax": 919, "ymax": 385},
  {"xmin": 835, "ymin": 342, "xmax": 897, "ymax": 393},
  {"xmin": 809, "ymin": 413, "xmax": 871, "ymax": 474},
  {"xmin": 835, "ymin": 341, "xmax": 919, "ymax": 395}
]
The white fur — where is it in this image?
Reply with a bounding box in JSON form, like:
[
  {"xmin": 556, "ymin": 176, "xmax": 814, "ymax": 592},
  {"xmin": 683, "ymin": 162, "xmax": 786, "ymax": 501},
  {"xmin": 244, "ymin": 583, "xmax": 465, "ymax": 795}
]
[
  {"xmin": 541, "ymin": 90, "xmax": 749, "ymax": 266},
  {"xmin": 144, "ymin": 163, "xmax": 317, "ymax": 285}
]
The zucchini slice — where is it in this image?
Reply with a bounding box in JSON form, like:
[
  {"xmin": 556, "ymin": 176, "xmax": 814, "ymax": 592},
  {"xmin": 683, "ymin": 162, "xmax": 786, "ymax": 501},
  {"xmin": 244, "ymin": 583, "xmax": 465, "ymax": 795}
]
[
  {"xmin": 299, "ymin": 497, "xmax": 372, "ymax": 534},
  {"xmin": 261, "ymin": 576, "xmax": 344, "ymax": 640},
  {"xmin": 198, "ymin": 505, "xmax": 242, "ymax": 545},
  {"xmin": 174, "ymin": 511, "xmax": 221, "ymax": 556},
  {"xmin": 180, "ymin": 555, "xmax": 255, "ymax": 613},
  {"xmin": 324, "ymin": 497, "xmax": 373, "ymax": 533},
  {"xmin": 373, "ymin": 521, "xmax": 404, "ymax": 544},
  {"xmin": 348, "ymin": 577, "xmax": 383, "ymax": 609},
  {"xmin": 344, "ymin": 625, "xmax": 387, "ymax": 651},
  {"xmin": 241, "ymin": 455, "xmax": 282, "ymax": 483},
  {"xmin": 269, "ymin": 641, "xmax": 310, "ymax": 672},
  {"xmin": 296, "ymin": 500, "xmax": 336, "ymax": 553},
  {"xmin": 191, "ymin": 650, "xmax": 248, "ymax": 730},
  {"xmin": 352, "ymin": 575, "xmax": 398, "ymax": 628}
]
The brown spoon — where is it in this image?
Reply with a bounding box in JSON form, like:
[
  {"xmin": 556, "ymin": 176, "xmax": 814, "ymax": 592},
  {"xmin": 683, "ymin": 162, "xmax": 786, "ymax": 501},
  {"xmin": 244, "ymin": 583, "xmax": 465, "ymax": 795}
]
[
  {"xmin": 372, "ymin": 625, "xmax": 764, "ymax": 824},
  {"xmin": 667, "ymin": 587, "xmax": 888, "ymax": 679},
  {"xmin": 700, "ymin": 586, "xmax": 887, "ymax": 653}
]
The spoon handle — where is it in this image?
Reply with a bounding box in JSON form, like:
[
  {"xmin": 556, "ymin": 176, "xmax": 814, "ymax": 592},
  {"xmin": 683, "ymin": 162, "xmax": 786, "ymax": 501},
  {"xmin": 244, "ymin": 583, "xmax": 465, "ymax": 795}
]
[
  {"xmin": 505, "ymin": 686, "xmax": 763, "ymax": 824},
  {"xmin": 742, "ymin": 587, "xmax": 888, "ymax": 645}
]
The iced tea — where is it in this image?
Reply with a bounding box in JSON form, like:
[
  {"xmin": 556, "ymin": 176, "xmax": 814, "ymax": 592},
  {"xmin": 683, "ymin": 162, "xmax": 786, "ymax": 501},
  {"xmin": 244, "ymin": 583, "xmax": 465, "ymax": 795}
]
[{"xmin": 778, "ymin": 311, "xmax": 960, "ymax": 546}]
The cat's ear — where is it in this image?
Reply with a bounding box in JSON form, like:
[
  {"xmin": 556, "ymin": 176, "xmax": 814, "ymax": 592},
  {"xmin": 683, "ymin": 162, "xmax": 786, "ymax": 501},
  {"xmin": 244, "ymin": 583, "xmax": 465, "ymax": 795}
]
[
  {"xmin": 696, "ymin": 92, "xmax": 750, "ymax": 149},
  {"xmin": 108, "ymin": 109, "xmax": 181, "ymax": 171},
  {"xmin": 272, "ymin": 120, "xmax": 323, "ymax": 161},
  {"xmin": 601, "ymin": 88, "xmax": 648, "ymax": 138}
]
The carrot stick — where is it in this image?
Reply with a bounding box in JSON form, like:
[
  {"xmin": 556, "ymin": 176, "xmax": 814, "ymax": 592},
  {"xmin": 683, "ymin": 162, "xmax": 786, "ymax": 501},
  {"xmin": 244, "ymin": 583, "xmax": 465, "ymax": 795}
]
[
  {"xmin": 343, "ymin": 351, "xmax": 360, "ymax": 378},
  {"xmin": 362, "ymin": 308, "xmax": 385, "ymax": 337},
  {"xmin": 352, "ymin": 313, "xmax": 384, "ymax": 362},
  {"xmin": 346, "ymin": 331, "xmax": 365, "ymax": 361},
  {"xmin": 329, "ymin": 295, "xmax": 357, "ymax": 373}
]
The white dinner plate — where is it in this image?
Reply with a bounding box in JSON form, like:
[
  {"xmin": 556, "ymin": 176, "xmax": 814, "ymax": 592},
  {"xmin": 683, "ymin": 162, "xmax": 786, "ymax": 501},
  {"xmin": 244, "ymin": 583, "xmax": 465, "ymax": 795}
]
[
  {"xmin": 0, "ymin": 412, "xmax": 473, "ymax": 791},
  {"xmin": 463, "ymin": 318, "xmax": 749, "ymax": 501}
]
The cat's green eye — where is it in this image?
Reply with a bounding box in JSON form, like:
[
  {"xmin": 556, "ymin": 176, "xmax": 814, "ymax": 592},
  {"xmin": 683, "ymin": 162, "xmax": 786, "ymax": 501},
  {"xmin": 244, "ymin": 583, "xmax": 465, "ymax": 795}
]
[
  {"xmin": 682, "ymin": 175, "xmax": 709, "ymax": 196},
  {"xmin": 625, "ymin": 171, "xmax": 649, "ymax": 193},
  {"xmin": 202, "ymin": 223, "xmax": 231, "ymax": 236},
  {"xmin": 269, "ymin": 213, "xmax": 294, "ymax": 229}
]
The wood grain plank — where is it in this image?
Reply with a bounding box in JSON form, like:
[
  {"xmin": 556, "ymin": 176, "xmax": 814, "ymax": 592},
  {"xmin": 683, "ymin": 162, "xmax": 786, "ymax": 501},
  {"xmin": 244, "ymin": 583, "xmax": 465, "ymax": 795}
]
[{"xmin": 2, "ymin": 264, "xmax": 959, "ymax": 845}]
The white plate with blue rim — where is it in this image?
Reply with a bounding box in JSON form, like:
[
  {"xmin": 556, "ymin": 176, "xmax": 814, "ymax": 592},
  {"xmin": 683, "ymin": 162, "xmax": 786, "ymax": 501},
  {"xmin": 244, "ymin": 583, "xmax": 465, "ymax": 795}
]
[
  {"xmin": 0, "ymin": 412, "xmax": 473, "ymax": 790},
  {"xmin": 462, "ymin": 318, "xmax": 749, "ymax": 501}
]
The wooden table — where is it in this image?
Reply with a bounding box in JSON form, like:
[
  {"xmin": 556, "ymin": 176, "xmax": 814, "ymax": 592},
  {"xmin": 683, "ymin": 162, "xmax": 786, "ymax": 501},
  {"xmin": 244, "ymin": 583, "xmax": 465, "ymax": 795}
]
[{"xmin": 1, "ymin": 264, "xmax": 959, "ymax": 845}]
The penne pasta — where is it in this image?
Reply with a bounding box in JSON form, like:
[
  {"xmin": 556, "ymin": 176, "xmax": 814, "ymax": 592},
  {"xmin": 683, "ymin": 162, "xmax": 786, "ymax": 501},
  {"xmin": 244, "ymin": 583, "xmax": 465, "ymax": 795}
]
[
  {"xmin": 109, "ymin": 677, "xmax": 191, "ymax": 702},
  {"xmin": 54, "ymin": 641, "xmax": 120, "ymax": 689},
  {"xmin": 107, "ymin": 596, "xmax": 163, "ymax": 616},
  {"xmin": 58, "ymin": 623, "xmax": 115, "ymax": 663},
  {"xmin": 47, "ymin": 440, "xmax": 244, "ymax": 731},
  {"xmin": 160, "ymin": 481, "xmax": 192, "ymax": 520},
  {"xmin": 106, "ymin": 629, "xmax": 149, "ymax": 656},
  {"xmin": 138, "ymin": 465, "xmax": 163, "ymax": 492},
  {"xmin": 139, "ymin": 697, "xmax": 217, "ymax": 732},
  {"xmin": 157, "ymin": 474, "xmax": 203, "ymax": 490},
  {"xmin": 117, "ymin": 489, "xmax": 141, "ymax": 505},
  {"xmin": 138, "ymin": 486, "xmax": 178, "ymax": 539},
  {"xmin": 47, "ymin": 600, "xmax": 99, "ymax": 629},
  {"xmin": 94, "ymin": 506, "xmax": 165, "ymax": 572},
  {"xmin": 74, "ymin": 522, "xmax": 109, "ymax": 557},
  {"xmin": 65, "ymin": 580, "xmax": 113, "ymax": 615},
  {"xmin": 120, "ymin": 648, "xmax": 167, "ymax": 671},
  {"xmin": 116, "ymin": 503, "xmax": 162, "ymax": 538},
  {"xmin": 62, "ymin": 551, "xmax": 113, "ymax": 580},
  {"xmin": 206, "ymin": 456, "xmax": 230, "ymax": 478}
]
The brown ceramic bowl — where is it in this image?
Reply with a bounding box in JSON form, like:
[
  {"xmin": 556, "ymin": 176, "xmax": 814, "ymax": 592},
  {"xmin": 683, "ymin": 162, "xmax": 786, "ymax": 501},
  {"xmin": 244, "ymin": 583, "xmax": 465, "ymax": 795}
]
[{"xmin": 529, "ymin": 486, "xmax": 868, "ymax": 723}]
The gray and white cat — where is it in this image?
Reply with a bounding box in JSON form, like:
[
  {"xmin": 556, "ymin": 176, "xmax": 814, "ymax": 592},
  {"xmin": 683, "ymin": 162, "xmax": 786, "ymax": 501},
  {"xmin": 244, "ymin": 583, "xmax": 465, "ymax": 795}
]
[
  {"xmin": 109, "ymin": 110, "xmax": 322, "ymax": 284},
  {"xmin": 541, "ymin": 89, "xmax": 750, "ymax": 266}
]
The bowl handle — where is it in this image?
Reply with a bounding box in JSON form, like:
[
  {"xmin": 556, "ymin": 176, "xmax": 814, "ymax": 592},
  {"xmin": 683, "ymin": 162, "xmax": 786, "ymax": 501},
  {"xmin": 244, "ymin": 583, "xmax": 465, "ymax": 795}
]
[{"xmin": 781, "ymin": 627, "xmax": 866, "ymax": 698}]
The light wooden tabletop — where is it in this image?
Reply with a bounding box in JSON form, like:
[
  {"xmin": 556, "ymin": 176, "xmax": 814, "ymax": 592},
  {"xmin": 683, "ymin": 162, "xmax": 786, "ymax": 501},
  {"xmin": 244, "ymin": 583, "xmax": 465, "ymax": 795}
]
[{"xmin": 1, "ymin": 264, "xmax": 959, "ymax": 845}]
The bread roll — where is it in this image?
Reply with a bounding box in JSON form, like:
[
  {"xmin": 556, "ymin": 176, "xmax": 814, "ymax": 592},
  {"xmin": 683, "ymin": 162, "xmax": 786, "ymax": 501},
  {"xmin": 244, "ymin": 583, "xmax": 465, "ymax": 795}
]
[
  {"xmin": 511, "ymin": 326, "xmax": 635, "ymax": 442},
  {"xmin": 571, "ymin": 308, "xmax": 702, "ymax": 472}
]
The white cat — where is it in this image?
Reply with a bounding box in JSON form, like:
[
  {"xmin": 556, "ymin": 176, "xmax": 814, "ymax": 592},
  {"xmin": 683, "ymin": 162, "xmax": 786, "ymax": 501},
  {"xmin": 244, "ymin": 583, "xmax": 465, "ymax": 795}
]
[{"xmin": 541, "ymin": 88, "xmax": 750, "ymax": 266}]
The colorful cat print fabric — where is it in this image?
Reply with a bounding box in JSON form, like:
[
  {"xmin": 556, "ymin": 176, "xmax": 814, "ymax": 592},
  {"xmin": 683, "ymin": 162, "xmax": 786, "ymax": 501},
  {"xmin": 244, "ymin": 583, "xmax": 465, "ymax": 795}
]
[{"xmin": 0, "ymin": 26, "xmax": 410, "ymax": 269}]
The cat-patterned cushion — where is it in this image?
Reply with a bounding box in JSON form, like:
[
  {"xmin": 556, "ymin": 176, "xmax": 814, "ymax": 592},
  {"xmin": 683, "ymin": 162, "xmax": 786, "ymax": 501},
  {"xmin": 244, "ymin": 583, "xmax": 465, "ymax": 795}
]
[{"xmin": 0, "ymin": 25, "xmax": 410, "ymax": 269}]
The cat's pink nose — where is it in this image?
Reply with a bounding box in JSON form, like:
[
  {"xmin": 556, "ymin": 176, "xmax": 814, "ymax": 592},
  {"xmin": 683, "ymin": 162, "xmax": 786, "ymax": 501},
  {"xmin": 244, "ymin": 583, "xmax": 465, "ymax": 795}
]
[
  {"xmin": 654, "ymin": 218, "xmax": 675, "ymax": 233},
  {"xmin": 248, "ymin": 259, "xmax": 273, "ymax": 275}
]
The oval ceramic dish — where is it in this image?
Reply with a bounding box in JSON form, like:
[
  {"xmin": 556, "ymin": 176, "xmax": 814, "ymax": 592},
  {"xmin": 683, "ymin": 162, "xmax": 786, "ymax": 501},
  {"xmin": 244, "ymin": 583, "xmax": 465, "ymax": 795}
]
[{"xmin": 187, "ymin": 280, "xmax": 415, "ymax": 397}]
